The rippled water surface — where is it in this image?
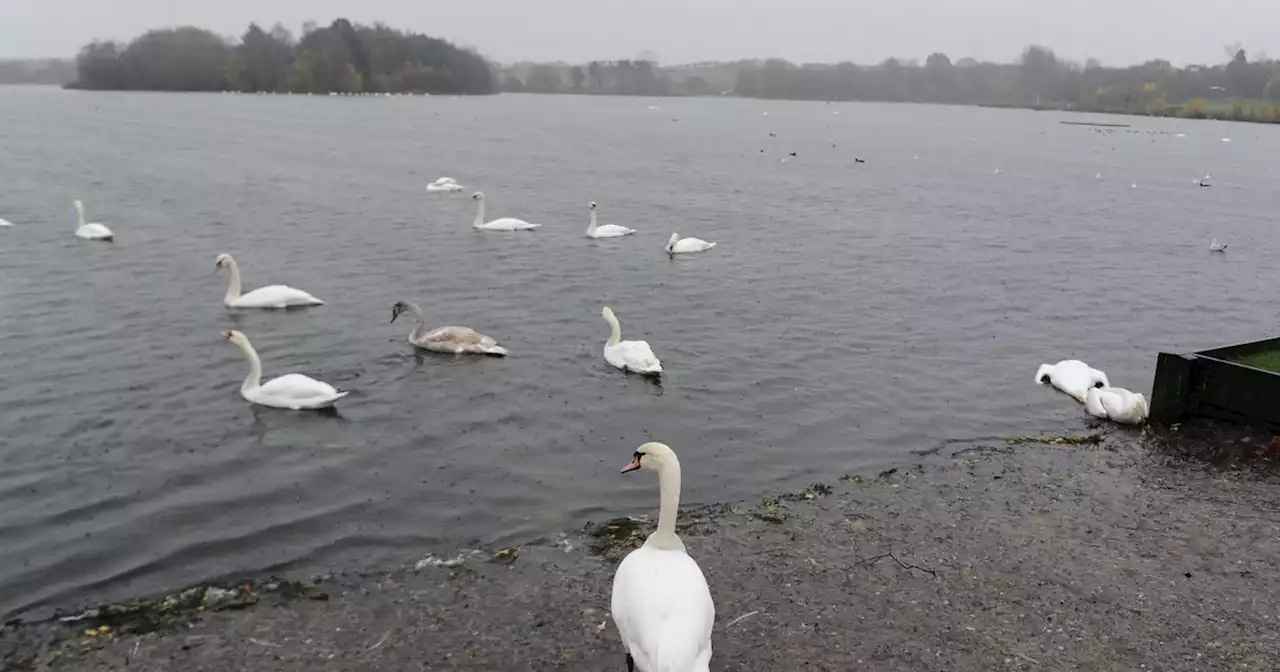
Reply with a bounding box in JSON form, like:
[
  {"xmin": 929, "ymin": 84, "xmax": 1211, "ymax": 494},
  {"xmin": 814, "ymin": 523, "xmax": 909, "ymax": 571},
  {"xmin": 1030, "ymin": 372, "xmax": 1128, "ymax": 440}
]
[{"xmin": 2, "ymin": 87, "xmax": 1278, "ymax": 617}]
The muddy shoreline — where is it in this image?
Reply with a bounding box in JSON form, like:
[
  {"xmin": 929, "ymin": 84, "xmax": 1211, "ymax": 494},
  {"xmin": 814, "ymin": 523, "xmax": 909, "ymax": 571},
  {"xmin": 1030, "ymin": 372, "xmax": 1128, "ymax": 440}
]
[{"xmin": 4, "ymin": 421, "xmax": 1279, "ymax": 671}]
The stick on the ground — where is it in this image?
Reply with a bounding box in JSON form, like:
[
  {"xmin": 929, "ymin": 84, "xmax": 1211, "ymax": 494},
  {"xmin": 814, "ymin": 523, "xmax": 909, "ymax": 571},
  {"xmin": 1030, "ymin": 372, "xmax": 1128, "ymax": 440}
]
[{"xmin": 854, "ymin": 552, "xmax": 938, "ymax": 577}]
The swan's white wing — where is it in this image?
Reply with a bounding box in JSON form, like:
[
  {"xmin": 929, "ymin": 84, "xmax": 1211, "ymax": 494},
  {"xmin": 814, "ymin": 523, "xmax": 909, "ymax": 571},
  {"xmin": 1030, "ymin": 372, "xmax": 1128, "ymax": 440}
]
[
  {"xmin": 611, "ymin": 547, "xmax": 714, "ymax": 672},
  {"xmin": 607, "ymin": 340, "xmax": 662, "ymax": 374},
  {"xmin": 1040, "ymin": 360, "xmax": 1101, "ymax": 403},
  {"xmin": 417, "ymin": 326, "xmax": 509, "ymax": 356},
  {"xmin": 75, "ymin": 223, "xmax": 114, "ymax": 240},
  {"xmin": 593, "ymin": 224, "xmax": 636, "ymax": 238},
  {"xmin": 479, "ymin": 218, "xmax": 540, "ymax": 231},
  {"xmin": 1099, "ymin": 388, "xmax": 1147, "ymax": 424},
  {"xmin": 0, "ymin": 217, "xmax": 13, "ymax": 227},
  {"xmin": 233, "ymin": 285, "xmax": 324, "ymax": 308},
  {"xmin": 1084, "ymin": 388, "xmax": 1112, "ymax": 419},
  {"xmin": 427, "ymin": 183, "xmax": 464, "ymax": 192},
  {"xmin": 259, "ymin": 374, "xmax": 346, "ymax": 409},
  {"xmin": 672, "ymin": 237, "xmax": 715, "ymax": 253}
]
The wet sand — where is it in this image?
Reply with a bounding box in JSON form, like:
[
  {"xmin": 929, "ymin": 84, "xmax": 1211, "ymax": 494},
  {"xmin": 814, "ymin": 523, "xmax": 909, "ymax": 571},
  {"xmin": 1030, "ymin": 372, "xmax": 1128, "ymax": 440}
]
[{"xmin": 4, "ymin": 421, "xmax": 1278, "ymax": 671}]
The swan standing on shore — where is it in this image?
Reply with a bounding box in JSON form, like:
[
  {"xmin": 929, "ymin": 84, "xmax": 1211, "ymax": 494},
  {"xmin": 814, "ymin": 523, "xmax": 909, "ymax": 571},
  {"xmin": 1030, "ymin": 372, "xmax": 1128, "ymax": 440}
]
[
  {"xmin": 427, "ymin": 177, "xmax": 464, "ymax": 193},
  {"xmin": 1085, "ymin": 387, "xmax": 1149, "ymax": 425},
  {"xmin": 222, "ymin": 330, "xmax": 347, "ymax": 409},
  {"xmin": 391, "ymin": 300, "xmax": 508, "ymax": 356},
  {"xmin": 214, "ymin": 253, "xmax": 325, "ymax": 309},
  {"xmin": 1035, "ymin": 360, "xmax": 1110, "ymax": 404},
  {"xmin": 73, "ymin": 200, "xmax": 113, "ymax": 241},
  {"xmin": 665, "ymin": 233, "xmax": 716, "ymax": 256},
  {"xmin": 585, "ymin": 201, "xmax": 636, "ymax": 238},
  {"xmin": 601, "ymin": 307, "xmax": 663, "ymax": 376},
  {"xmin": 471, "ymin": 192, "xmax": 540, "ymax": 231},
  {"xmin": 611, "ymin": 442, "xmax": 715, "ymax": 672},
  {"xmin": 1209, "ymin": 238, "xmax": 1227, "ymax": 252}
]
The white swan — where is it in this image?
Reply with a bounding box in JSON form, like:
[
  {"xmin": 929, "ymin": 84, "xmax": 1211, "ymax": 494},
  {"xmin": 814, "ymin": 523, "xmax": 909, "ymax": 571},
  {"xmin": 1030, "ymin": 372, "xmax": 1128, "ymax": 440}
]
[
  {"xmin": 73, "ymin": 200, "xmax": 113, "ymax": 241},
  {"xmin": 222, "ymin": 330, "xmax": 347, "ymax": 410},
  {"xmin": 665, "ymin": 233, "xmax": 716, "ymax": 257},
  {"xmin": 601, "ymin": 306, "xmax": 662, "ymax": 376},
  {"xmin": 586, "ymin": 202, "xmax": 636, "ymax": 238},
  {"xmin": 0, "ymin": 217, "xmax": 13, "ymax": 227},
  {"xmin": 1035, "ymin": 360, "xmax": 1110, "ymax": 404},
  {"xmin": 427, "ymin": 177, "xmax": 464, "ymax": 193},
  {"xmin": 1209, "ymin": 238, "xmax": 1227, "ymax": 252},
  {"xmin": 471, "ymin": 192, "xmax": 540, "ymax": 231},
  {"xmin": 611, "ymin": 442, "xmax": 715, "ymax": 672},
  {"xmin": 391, "ymin": 300, "xmax": 508, "ymax": 356},
  {"xmin": 214, "ymin": 253, "xmax": 324, "ymax": 309},
  {"xmin": 1085, "ymin": 387, "xmax": 1149, "ymax": 425}
]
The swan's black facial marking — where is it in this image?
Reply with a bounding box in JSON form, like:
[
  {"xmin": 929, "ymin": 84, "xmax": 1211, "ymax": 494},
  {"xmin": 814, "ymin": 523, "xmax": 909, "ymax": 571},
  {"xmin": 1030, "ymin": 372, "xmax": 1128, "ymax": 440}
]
[
  {"xmin": 1039, "ymin": 375, "xmax": 1050, "ymax": 384},
  {"xmin": 621, "ymin": 451, "xmax": 644, "ymax": 473},
  {"xmin": 1094, "ymin": 381, "xmax": 1106, "ymax": 389}
]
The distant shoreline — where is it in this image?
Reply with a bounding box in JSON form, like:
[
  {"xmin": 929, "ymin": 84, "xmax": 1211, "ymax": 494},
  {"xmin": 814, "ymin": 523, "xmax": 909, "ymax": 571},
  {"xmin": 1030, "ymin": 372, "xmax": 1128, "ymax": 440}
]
[{"xmin": 21, "ymin": 83, "xmax": 1280, "ymax": 126}]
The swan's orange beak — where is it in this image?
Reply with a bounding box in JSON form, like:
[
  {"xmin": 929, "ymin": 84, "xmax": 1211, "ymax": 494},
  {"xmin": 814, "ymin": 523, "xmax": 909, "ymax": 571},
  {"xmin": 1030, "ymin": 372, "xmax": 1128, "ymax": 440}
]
[{"xmin": 621, "ymin": 456, "xmax": 642, "ymax": 473}]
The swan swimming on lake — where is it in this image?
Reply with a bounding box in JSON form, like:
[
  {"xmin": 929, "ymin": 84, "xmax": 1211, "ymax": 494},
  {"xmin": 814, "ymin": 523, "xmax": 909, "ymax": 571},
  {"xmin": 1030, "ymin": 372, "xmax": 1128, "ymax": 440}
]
[
  {"xmin": 214, "ymin": 253, "xmax": 325, "ymax": 309},
  {"xmin": 585, "ymin": 201, "xmax": 636, "ymax": 238},
  {"xmin": 73, "ymin": 200, "xmax": 113, "ymax": 241},
  {"xmin": 1085, "ymin": 387, "xmax": 1148, "ymax": 425},
  {"xmin": 1035, "ymin": 360, "xmax": 1110, "ymax": 404},
  {"xmin": 601, "ymin": 306, "xmax": 663, "ymax": 376},
  {"xmin": 1210, "ymin": 238, "xmax": 1227, "ymax": 252},
  {"xmin": 470, "ymin": 192, "xmax": 540, "ymax": 231},
  {"xmin": 391, "ymin": 300, "xmax": 508, "ymax": 356},
  {"xmin": 427, "ymin": 177, "xmax": 464, "ymax": 193},
  {"xmin": 0, "ymin": 217, "xmax": 13, "ymax": 227},
  {"xmin": 222, "ymin": 330, "xmax": 347, "ymax": 410},
  {"xmin": 611, "ymin": 442, "xmax": 715, "ymax": 672},
  {"xmin": 666, "ymin": 232, "xmax": 716, "ymax": 256}
]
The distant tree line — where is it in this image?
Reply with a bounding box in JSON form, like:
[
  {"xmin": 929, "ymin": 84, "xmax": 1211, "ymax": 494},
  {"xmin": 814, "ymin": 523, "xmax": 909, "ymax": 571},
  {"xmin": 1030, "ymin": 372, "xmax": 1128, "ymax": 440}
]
[
  {"xmin": 499, "ymin": 60, "xmax": 715, "ymax": 96},
  {"xmin": 0, "ymin": 58, "xmax": 76, "ymax": 85},
  {"xmin": 732, "ymin": 46, "xmax": 1280, "ymax": 122},
  {"xmin": 69, "ymin": 19, "xmax": 493, "ymax": 94}
]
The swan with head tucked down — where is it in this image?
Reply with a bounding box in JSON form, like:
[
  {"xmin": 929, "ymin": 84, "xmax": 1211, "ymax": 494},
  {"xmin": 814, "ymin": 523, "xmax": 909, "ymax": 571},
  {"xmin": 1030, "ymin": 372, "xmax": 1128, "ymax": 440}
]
[
  {"xmin": 586, "ymin": 201, "xmax": 636, "ymax": 238},
  {"xmin": 222, "ymin": 330, "xmax": 347, "ymax": 410},
  {"xmin": 427, "ymin": 177, "xmax": 464, "ymax": 193},
  {"xmin": 73, "ymin": 200, "xmax": 113, "ymax": 241},
  {"xmin": 471, "ymin": 192, "xmax": 540, "ymax": 231},
  {"xmin": 1085, "ymin": 387, "xmax": 1149, "ymax": 425},
  {"xmin": 214, "ymin": 253, "xmax": 324, "ymax": 309},
  {"xmin": 1209, "ymin": 238, "xmax": 1227, "ymax": 252},
  {"xmin": 391, "ymin": 300, "xmax": 508, "ymax": 356},
  {"xmin": 601, "ymin": 306, "xmax": 663, "ymax": 376},
  {"xmin": 1035, "ymin": 360, "xmax": 1109, "ymax": 404},
  {"xmin": 611, "ymin": 442, "xmax": 715, "ymax": 672},
  {"xmin": 665, "ymin": 232, "xmax": 716, "ymax": 256}
]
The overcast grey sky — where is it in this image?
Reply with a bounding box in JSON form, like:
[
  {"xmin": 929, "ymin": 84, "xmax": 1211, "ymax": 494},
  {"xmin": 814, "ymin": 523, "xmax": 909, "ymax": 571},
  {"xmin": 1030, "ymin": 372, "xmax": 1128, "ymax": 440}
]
[{"xmin": 2, "ymin": 0, "xmax": 1277, "ymax": 66}]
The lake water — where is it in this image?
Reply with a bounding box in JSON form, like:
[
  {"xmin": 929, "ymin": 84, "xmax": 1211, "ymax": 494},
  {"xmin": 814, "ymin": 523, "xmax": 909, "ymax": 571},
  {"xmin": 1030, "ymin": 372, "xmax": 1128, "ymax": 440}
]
[{"xmin": 2, "ymin": 87, "xmax": 1277, "ymax": 619}]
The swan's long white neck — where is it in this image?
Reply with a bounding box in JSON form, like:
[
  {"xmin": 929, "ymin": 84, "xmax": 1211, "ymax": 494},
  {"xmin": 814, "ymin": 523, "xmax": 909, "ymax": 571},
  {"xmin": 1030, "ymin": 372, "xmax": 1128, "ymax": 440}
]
[
  {"xmin": 472, "ymin": 199, "xmax": 486, "ymax": 228},
  {"xmin": 236, "ymin": 339, "xmax": 263, "ymax": 395},
  {"xmin": 604, "ymin": 311, "xmax": 622, "ymax": 346},
  {"xmin": 587, "ymin": 209, "xmax": 598, "ymax": 236},
  {"xmin": 223, "ymin": 258, "xmax": 243, "ymax": 303},
  {"xmin": 649, "ymin": 455, "xmax": 683, "ymax": 549},
  {"xmin": 403, "ymin": 301, "xmax": 428, "ymax": 341},
  {"xmin": 75, "ymin": 201, "xmax": 85, "ymax": 229}
]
